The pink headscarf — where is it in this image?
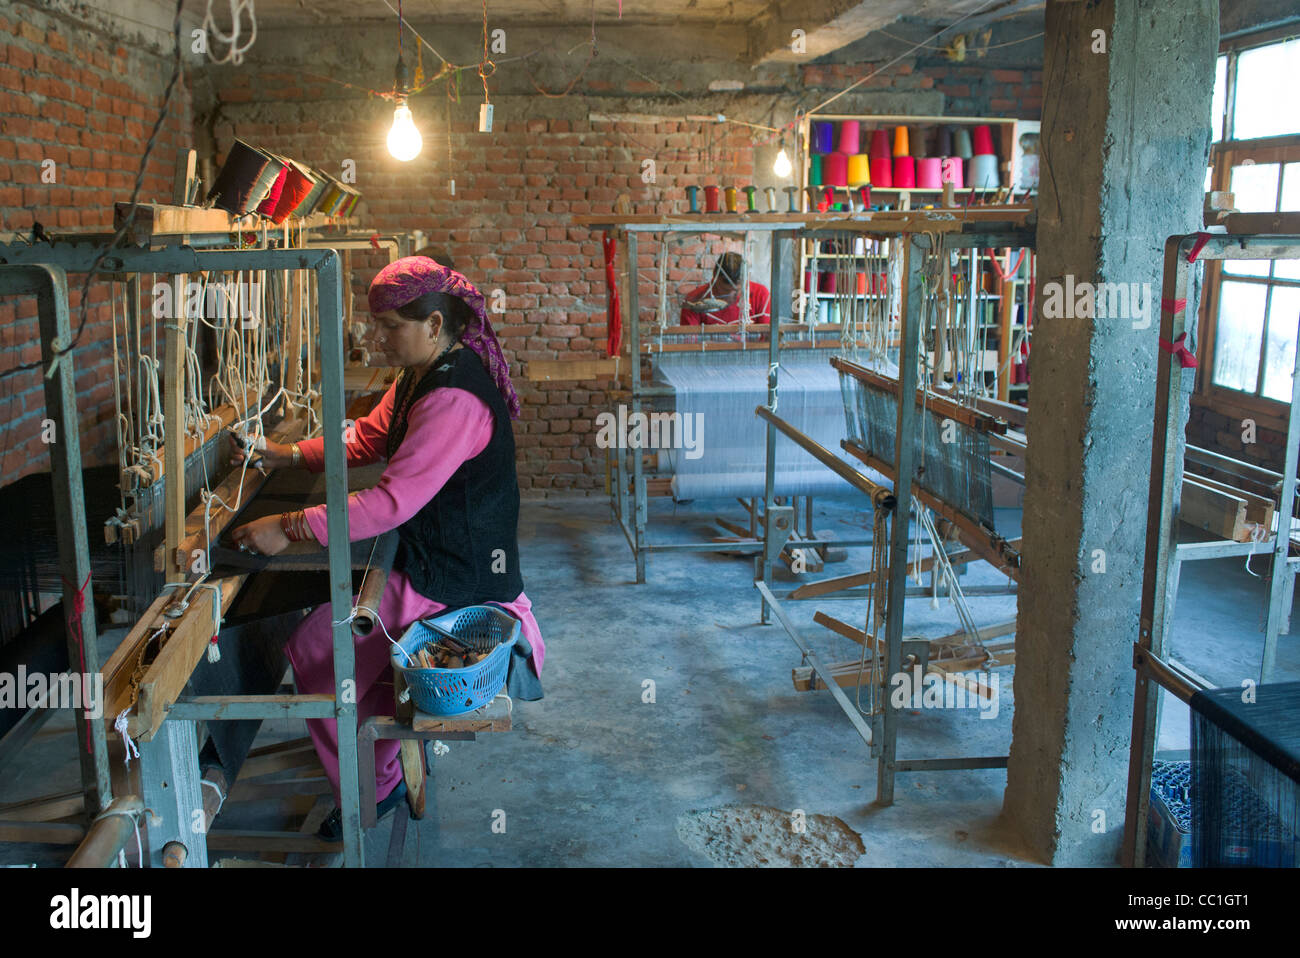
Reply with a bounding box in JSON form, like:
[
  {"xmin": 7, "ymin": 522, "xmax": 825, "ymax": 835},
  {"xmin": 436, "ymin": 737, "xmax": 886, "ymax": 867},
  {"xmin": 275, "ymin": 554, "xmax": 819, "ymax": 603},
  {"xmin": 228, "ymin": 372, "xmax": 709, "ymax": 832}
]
[{"xmin": 368, "ymin": 257, "xmax": 521, "ymax": 419}]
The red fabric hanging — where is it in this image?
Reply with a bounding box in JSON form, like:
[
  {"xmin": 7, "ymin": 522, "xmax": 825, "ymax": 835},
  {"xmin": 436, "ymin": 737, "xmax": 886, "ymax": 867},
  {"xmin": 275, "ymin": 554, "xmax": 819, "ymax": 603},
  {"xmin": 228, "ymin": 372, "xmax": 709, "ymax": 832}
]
[{"xmin": 603, "ymin": 231, "xmax": 621, "ymax": 358}]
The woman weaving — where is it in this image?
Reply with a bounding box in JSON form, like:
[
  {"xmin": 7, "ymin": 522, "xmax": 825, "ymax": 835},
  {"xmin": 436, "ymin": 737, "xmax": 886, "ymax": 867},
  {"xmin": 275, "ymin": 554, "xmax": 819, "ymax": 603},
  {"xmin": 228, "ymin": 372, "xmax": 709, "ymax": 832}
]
[{"xmin": 229, "ymin": 257, "xmax": 545, "ymax": 839}]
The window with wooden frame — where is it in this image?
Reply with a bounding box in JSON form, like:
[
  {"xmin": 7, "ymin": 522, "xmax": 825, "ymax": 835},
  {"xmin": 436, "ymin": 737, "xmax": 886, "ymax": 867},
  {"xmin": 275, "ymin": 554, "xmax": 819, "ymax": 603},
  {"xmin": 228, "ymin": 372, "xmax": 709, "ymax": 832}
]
[{"xmin": 1197, "ymin": 32, "xmax": 1300, "ymax": 424}]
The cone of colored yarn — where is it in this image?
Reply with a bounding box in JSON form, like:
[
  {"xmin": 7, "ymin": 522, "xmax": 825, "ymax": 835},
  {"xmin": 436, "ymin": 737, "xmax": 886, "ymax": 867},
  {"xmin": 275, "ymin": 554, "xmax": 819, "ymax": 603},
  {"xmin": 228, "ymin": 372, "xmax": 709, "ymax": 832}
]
[
  {"xmin": 892, "ymin": 125, "xmax": 909, "ymax": 157},
  {"xmin": 846, "ymin": 154, "xmax": 871, "ymax": 187},
  {"xmin": 915, "ymin": 157, "xmax": 942, "ymax": 189},
  {"xmin": 836, "ymin": 120, "xmax": 861, "ymax": 155},
  {"xmin": 892, "ymin": 156, "xmax": 916, "ymax": 189},
  {"xmin": 939, "ymin": 157, "xmax": 963, "ymax": 188},
  {"xmin": 290, "ymin": 168, "xmax": 330, "ymax": 217},
  {"xmin": 207, "ymin": 139, "xmax": 271, "ymax": 214},
  {"xmin": 869, "ymin": 128, "xmax": 891, "ymax": 159},
  {"xmin": 968, "ymin": 153, "xmax": 1000, "ymax": 190},
  {"xmin": 970, "ymin": 124, "xmax": 995, "ymax": 156},
  {"xmin": 269, "ymin": 160, "xmax": 316, "ymax": 224},
  {"xmin": 855, "ymin": 271, "xmax": 867, "ymax": 296},
  {"xmin": 936, "ymin": 125, "xmax": 953, "ymax": 156},
  {"xmin": 952, "ymin": 127, "xmax": 973, "ymax": 159},
  {"xmin": 255, "ymin": 160, "xmax": 289, "ymax": 219},
  {"xmin": 822, "ymin": 152, "xmax": 848, "ymax": 186},
  {"xmin": 870, "ymin": 156, "xmax": 893, "ymax": 188},
  {"xmin": 245, "ymin": 151, "xmax": 286, "ymax": 212},
  {"xmin": 911, "ymin": 128, "xmax": 929, "ymax": 159},
  {"xmin": 812, "ymin": 121, "xmax": 835, "ymax": 154},
  {"xmin": 818, "ymin": 271, "xmax": 836, "ymax": 293},
  {"xmin": 809, "ymin": 154, "xmax": 823, "ymax": 186}
]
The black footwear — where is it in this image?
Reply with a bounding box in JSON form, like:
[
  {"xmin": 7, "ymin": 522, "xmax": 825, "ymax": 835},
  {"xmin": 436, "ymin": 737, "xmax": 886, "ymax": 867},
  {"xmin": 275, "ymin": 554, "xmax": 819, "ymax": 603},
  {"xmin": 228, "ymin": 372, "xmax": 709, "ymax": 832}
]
[{"xmin": 317, "ymin": 781, "xmax": 408, "ymax": 842}]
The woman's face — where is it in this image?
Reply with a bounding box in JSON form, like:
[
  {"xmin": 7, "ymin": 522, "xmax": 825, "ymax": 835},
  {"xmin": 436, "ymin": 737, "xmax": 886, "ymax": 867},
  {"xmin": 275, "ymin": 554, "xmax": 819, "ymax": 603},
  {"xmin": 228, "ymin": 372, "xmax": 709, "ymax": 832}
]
[{"xmin": 366, "ymin": 309, "xmax": 442, "ymax": 366}]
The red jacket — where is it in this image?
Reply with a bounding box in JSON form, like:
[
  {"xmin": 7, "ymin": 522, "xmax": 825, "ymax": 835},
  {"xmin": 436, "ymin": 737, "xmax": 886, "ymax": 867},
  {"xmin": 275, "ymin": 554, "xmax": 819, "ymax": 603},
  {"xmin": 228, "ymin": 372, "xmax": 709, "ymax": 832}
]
[{"xmin": 679, "ymin": 281, "xmax": 772, "ymax": 326}]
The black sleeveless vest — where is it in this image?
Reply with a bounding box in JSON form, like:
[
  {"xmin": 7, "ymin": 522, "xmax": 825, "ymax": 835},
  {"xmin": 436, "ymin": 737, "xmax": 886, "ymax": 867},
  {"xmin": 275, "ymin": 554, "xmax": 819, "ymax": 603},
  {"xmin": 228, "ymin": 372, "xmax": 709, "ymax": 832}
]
[{"xmin": 387, "ymin": 347, "xmax": 524, "ymax": 607}]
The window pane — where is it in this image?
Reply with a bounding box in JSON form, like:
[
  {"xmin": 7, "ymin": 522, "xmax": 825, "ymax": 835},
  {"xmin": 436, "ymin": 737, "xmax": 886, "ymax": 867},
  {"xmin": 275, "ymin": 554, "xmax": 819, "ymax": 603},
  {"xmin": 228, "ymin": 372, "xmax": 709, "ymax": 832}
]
[
  {"xmin": 1211, "ymin": 54, "xmax": 1226, "ymax": 142},
  {"xmin": 1224, "ymin": 164, "xmax": 1279, "ymax": 277},
  {"xmin": 1233, "ymin": 40, "xmax": 1300, "ymax": 139},
  {"xmin": 1276, "ymin": 165, "xmax": 1300, "ymax": 280},
  {"xmin": 1263, "ymin": 286, "xmax": 1300, "ymax": 401},
  {"xmin": 1231, "ymin": 163, "xmax": 1280, "ymax": 212},
  {"xmin": 1213, "ymin": 280, "xmax": 1268, "ymax": 393}
]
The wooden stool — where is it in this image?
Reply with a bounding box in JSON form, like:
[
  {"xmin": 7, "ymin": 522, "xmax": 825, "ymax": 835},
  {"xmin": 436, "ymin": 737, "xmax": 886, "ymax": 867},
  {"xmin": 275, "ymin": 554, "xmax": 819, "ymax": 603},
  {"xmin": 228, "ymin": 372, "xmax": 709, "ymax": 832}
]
[{"xmin": 358, "ymin": 668, "xmax": 512, "ymax": 834}]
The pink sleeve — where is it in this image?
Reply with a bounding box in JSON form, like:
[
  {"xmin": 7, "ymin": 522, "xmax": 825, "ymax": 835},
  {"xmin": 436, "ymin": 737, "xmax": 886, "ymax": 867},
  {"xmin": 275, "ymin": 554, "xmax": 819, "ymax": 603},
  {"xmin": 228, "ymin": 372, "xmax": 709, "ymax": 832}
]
[
  {"xmin": 298, "ymin": 381, "xmax": 397, "ymax": 471},
  {"xmin": 302, "ymin": 388, "xmax": 494, "ymax": 545}
]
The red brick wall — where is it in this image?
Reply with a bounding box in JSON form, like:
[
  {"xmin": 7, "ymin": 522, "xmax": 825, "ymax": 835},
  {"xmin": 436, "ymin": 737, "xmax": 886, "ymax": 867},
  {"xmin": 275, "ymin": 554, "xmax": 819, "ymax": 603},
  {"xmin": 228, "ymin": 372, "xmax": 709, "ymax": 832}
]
[
  {"xmin": 208, "ymin": 89, "xmax": 756, "ymax": 490},
  {"xmin": 0, "ymin": 7, "xmax": 193, "ymax": 485}
]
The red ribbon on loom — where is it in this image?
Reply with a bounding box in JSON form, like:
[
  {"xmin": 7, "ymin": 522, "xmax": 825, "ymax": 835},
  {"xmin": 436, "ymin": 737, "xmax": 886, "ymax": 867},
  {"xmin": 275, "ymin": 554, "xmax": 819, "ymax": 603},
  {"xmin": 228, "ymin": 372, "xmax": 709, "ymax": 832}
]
[
  {"xmin": 1161, "ymin": 297, "xmax": 1188, "ymax": 314},
  {"xmin": 1185, "ymin": 232, "xmax": 1212, "ymax": 263},
  {"xmin": 63, "ymin": 573, "xmax": 92, "ymax": 753},
  {"xmin": 603, "ymin": 231, "xmax": 621, "ymax": 358},
  {"xmin": 369, "ymin": 232, "xmax": 382, "ymax": 250},
  {"xmin": 1159, "ymin": 332, "xmax": 1198, "ymax": 368}
]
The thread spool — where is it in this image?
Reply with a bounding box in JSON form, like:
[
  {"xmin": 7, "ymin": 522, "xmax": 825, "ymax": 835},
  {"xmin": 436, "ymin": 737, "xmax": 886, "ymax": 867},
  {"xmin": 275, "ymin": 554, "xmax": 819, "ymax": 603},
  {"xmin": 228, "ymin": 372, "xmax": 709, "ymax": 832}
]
[
  {"xmin": 804, "ymin": 270, "xmax": 813, "ymax": 293},
  {"xmin": 290, "ymin": 168, "xmax": 331, "ymax": 217},
  {"xmin": 968, "ymin": 154, "xmax": 1000, "ymax": 190},
  {"xmin": 936, "ymin": 125, "xmax": 953, "ymax": 157},
  {"xmin": 915, "ymin": 157, "xmax": 942, "ymax": 190},
  {"xmin": 870, "ymin": 157, "xmax": 893, "ymax": 189},
  {"xmin": 703, "ymin": 185, "xmax": 721, "ymax": 213},
  {"xmin": 245, "ymin": 152, "xmax": 286, "ymax": 212},
  {"xmin": 912, "ymin": 128, "xmax": 929, "ymax": 159},
  {"xmin": 837, "ymin": 120, "xmax": 861, "ymax": 155},
  {"xmin": 970, "ymin": 124, "xmax": 995, "ymax": 156},
  {"xmin": 818, "ymin": 271, "xmax": 836, "ymax": 293},
  {"xmin": 255, "ymin": 161, "xmax": 289, "ymax": 219},
  {"xmin": 764, "ymin": 186, "xmax": 777, "ymax": 211},
  {"xmin": 724, "ymin": 185, "xmax": 738, "ymax": 213},
  {"xmin": 892, "ymin": 126, "xmax": 909, "ymax": 157},
  {"xmin": 809, "ymin": 154, "xmax": 823, "ymax": 186},
  {"xmin": 812, "ymin": 121, "xmax": 835, "ymax": 154},
  {"xmin": 892, "ymin": 156, "xmax": 915, "ymax": 189},
  {"xmin": 207, "ymin": 140, "xmax": 271, "ymax": 215},
  {"xmin": 869, "ymin": 128, "xmax": 891, "ymax": 160},
  {"xmin": 686, "ymin": 185, "xmax": 700, "ymax": 213},
  {"xmin": 939, "ymin": 157, "xmax": 963, "ymax": 188},
  {"xmin": 952, "ymin": 127, "xmax": 973, "ymax": 159},
  {"xmin": 269, "ymin": 160, "xmax": 316, "ymax": 224},
  {"xmin": 742, "ymin": 185, "xmax": 757, "ymax": 213},
  {"xmin": 822, "ymin": 152, "xmax": 848, "ymax": 187},
  {"xmin": 846, "ymin": 154, "xmax": 871, "ymax": 187},
  {"xmin": 855, "ymin": 271, "xmax": 867, "ymax": 295}
]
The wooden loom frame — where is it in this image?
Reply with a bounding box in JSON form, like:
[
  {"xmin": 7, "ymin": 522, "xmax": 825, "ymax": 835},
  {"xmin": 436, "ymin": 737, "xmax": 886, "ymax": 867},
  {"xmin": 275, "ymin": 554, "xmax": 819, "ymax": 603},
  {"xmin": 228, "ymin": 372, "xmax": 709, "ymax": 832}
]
[
  {"xmin": 1122, "ymin": 217, "xmax": 1300, "ymax": 868},
  {"xmin": 751, "ymin": 210, "xmax": 1035, "ymax": 805},
  {"xmin": 0, "ymin": 237, "xmax": 371, "ymax": 866},
  {"xmin": 578, "ymin": 215, "xmax": 887, "ymax": 583}
]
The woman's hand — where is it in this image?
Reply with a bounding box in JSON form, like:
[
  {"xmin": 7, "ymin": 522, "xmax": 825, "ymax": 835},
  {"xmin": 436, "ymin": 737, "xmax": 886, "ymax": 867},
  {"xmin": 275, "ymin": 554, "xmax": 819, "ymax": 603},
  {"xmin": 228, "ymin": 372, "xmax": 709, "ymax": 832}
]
[
  {"xmin": 228, "ymin": 431, "xmax": 295, "ymax": 469},
  {"xmin": 230, "ymin": 515, "xmax": 291, "ymax": 556}
]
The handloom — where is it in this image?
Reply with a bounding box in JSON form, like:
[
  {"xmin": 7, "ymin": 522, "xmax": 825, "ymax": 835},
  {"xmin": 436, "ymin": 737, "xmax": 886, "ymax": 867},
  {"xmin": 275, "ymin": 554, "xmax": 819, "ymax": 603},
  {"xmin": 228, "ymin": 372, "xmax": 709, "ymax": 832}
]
[
  {"xmin": 751, "ymin": 211, "xmax": 1035, "ymax": 806},
  {"xmin": 578, "ymin": 216, "xmax": 885, "ymax": 582},
  {"xmin": 0, "ymin": 235, "xmax": 374, "ymax": 866},
  {"xmin": 1123, "ymin": 220, "xmax": 1300, "ymax": 868}
]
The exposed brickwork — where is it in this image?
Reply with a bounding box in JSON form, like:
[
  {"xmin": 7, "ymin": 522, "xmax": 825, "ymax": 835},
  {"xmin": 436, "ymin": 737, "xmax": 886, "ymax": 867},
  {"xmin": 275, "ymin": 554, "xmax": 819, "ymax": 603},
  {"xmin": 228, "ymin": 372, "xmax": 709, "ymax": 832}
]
[{"xmin": 0, "ymin": 7, "xmax": 193, "ymax": 485}]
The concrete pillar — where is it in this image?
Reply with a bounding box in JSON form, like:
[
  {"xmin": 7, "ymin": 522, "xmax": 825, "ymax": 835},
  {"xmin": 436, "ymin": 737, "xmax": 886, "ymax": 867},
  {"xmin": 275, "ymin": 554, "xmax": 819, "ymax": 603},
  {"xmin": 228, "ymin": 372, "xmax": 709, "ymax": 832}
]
[{"xmin": 1003, "ymin": 0, "xmax": 1217, "ymax": 864}]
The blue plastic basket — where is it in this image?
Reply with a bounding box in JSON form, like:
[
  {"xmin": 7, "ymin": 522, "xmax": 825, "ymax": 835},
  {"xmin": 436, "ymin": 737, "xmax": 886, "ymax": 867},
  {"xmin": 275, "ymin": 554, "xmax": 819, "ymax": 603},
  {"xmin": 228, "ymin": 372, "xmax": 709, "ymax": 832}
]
[{"xmin": 393, "ymin": 605, "xmax": 520, "ymax": 716}]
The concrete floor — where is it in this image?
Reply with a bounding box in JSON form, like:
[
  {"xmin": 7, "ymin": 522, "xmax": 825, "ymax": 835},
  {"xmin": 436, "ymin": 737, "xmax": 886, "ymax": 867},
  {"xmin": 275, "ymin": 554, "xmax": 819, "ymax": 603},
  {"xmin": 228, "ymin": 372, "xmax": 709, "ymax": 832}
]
[{"xmin": 2, "ymin": 494, "xmax": 1296, "ymax": 867}]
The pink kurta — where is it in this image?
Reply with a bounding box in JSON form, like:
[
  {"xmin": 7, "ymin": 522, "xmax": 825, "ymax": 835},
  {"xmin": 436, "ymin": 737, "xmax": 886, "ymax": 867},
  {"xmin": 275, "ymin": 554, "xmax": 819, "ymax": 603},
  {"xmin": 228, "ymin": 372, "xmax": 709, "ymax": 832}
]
[{"xmin": 286, "ymin": 377, "xmax": 544, "ymax": 804}]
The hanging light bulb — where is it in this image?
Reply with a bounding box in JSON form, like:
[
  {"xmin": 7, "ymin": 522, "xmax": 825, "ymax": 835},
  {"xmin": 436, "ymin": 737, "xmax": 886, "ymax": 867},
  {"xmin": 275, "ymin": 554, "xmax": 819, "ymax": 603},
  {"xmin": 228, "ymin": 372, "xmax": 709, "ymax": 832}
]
[
  {"xmin": 773, "ymin": 134, "xmax": 793, "ymax": 178},
  {"xmin": 388, "ymin": 97, "xmax": 422, "ymax": 161}
]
